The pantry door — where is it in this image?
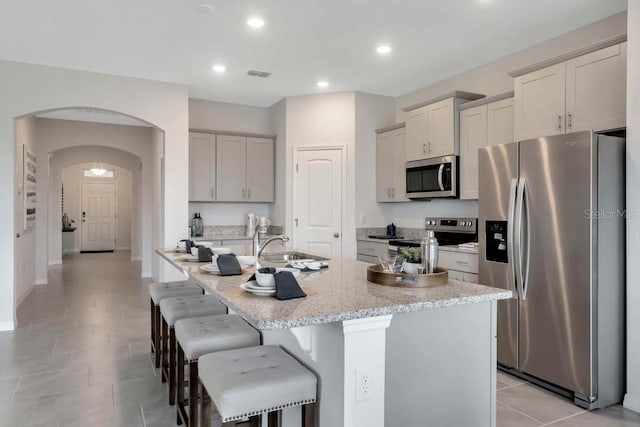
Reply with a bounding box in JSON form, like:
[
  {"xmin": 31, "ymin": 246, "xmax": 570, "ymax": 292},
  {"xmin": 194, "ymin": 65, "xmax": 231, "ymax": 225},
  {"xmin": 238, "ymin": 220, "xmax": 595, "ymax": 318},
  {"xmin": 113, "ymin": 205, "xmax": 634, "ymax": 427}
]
[
  {"xmin": 293, "ymin": 148, "xmax": 343, "ymax": 258},
  {"xmin": 81, "ymin": 183, "xmax": 116, "ymax": 252}
]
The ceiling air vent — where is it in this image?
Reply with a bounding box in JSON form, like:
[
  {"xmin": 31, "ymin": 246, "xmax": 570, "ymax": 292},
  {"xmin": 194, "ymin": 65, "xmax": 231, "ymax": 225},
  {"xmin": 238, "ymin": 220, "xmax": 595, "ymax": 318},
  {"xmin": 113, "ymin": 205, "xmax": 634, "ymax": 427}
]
[{"xmin": 247, "ymin": 69, "xmax": 272, "ymax": 78}]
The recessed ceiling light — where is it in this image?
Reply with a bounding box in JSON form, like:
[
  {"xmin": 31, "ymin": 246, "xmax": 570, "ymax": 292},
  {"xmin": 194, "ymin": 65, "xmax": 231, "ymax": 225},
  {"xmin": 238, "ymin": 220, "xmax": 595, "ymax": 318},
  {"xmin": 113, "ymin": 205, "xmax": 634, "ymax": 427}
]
[
  {"xmin": 212, "ymin": 65, "xmax": 226, "ymax": 73},
  {"xmin": 317, "ymin": 81, "xmax": 329, "ymax": 88},
  {"xmin": 247, "ymin": 17, "xmax": 265, "ymax": 28},
  {"xmin": 376, "ymin": 45, "xmax": 392, "ymax": 54}
]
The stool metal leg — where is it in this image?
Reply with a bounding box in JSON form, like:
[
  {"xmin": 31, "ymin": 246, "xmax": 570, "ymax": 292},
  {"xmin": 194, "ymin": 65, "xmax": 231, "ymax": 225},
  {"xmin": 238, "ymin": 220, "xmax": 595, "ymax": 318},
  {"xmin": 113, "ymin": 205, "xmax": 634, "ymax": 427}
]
[
  {"xmin": 302, "ymin": 403, "xmax": 316, "ymax": 427},
  {"xmin": 161, "ymin": 318, "xmax": 168, "ymax": 383},
  {"xmin": 177, "ymin": 343, "xmax": 185, "ymax": 425},
  {"xmin": 169, "ymin": 326, "xmax": 177, "ymax": 405},
  {"xmin": 201, "ymin": 380, "xmax": 212, "ymax": 427},
  {"xmin": 189, "ymin": 359, "xmax": 199, "ymax": 427}
]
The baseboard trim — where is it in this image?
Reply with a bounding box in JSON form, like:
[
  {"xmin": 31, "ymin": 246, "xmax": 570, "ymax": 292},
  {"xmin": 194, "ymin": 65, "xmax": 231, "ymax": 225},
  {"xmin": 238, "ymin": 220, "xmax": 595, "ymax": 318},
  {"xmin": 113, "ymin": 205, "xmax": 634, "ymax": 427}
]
[
  {"xmin": 16, "ymin": 285, "xmax": 35, "ymax": 307},
  {"xmin": 624, "ymin": 393, "xmax": 640, "ymax": 413},
  {"xmin": 131, "ymin": 257, "xmax": 142, "ymax": 261},
  {"xmin": 49, "ymin": 260, "xmax": 62, "ymax": 266},
  {"xmin": 142, "ymin": 271, "xmax": 152, "ymax": 278},
  {"xmin": 0, "ymin": 321, "xmax": 15, "ymax": 332},
  {"xmin": 35, "ymin": 279, "xmax": 48, "ymax": 285},
  {"xmin": 116, "ymin": 246, "xmax": 131, "ymax": 251}
]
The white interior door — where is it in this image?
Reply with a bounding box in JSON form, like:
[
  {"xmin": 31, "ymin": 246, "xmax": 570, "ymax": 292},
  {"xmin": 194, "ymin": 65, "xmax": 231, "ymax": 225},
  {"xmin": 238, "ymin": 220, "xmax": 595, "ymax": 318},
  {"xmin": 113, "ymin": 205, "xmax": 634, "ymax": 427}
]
[
  {"xmin": 81, "ymin": 183, "xmax": 116, "ymax": 252},
  {"xmin": 293, "ymin": 148, "xmax": 343, "ymax": 258}
]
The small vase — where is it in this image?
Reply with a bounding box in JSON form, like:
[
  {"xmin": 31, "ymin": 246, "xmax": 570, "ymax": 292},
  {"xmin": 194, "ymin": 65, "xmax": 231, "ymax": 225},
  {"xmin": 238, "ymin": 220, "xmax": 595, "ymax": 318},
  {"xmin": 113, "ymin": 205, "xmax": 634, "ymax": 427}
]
[{"xmin": 402, "ymin": 261, "xmax": 421, "ymax": 274}]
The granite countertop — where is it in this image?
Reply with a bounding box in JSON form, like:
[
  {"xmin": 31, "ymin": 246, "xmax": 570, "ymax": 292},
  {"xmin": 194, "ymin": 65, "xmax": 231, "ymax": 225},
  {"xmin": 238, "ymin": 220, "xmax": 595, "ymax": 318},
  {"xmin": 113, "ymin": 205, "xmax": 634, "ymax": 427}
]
[
  {"xmin": 192, "ymin": 234, "xmax": 277, "ymax": 242},
  {"xmin": 158, "ymin": 249, "xmax": 510, "ymax": 331},
  {"xmin": 439, "ymin": 245, "xmax": 479, "ymax": 254},
  {"xmin": 356, "ymin": 237, "xmax": 398, "ymax": 244}
]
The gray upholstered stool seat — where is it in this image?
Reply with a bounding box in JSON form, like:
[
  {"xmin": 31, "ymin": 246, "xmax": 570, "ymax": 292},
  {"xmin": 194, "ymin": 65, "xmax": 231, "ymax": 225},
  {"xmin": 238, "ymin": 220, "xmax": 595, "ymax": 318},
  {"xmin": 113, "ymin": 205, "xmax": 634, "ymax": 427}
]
[
  {"xmin": 159, "ymin": 295, "xmax": 227, "ymax": 406},
  {"xmin": 199, "ymin": 345, "xmax": 317, "ymax": 426},
  {"xmin": 174, "ymin": 314, "xmax": 261, "ymax": 426},
  {"xmin": 148, "ymin": 281, "xmax": 202, "ymax": 370},
  {"xmin": 149, "ymin": 280, "xmax": 202, "ymax": 305}
]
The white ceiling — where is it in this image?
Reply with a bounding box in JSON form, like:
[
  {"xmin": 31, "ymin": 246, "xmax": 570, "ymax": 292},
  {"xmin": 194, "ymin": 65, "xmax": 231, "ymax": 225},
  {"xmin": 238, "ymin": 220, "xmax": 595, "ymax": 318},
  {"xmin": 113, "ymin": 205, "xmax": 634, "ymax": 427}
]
[{"xmin": 0, "ymin": 0, "xmax": 627, "ymax": 107}]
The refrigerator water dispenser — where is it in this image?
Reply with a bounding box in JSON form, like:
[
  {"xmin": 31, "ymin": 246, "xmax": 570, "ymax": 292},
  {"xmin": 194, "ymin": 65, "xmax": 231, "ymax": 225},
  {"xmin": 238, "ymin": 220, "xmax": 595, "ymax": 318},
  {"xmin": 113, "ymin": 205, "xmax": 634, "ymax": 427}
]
[{"xmin": 485, "ymin": 221, "xmax": 508, "ymax": 263}]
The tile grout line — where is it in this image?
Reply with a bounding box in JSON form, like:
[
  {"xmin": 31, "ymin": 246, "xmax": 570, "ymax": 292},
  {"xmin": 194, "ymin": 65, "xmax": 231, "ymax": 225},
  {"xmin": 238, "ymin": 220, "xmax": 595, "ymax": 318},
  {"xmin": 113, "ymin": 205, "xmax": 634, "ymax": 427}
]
[
  {"xmin": 538, "ymin": 409, "xmax": 588, "ymax": 426},
  {"xmin": 497, "ymin": 399, "xmax": 546, "ymax": 425},
  {"xmin": 140, "ymin": 403, "xmax": 147, "ymax": 427}
]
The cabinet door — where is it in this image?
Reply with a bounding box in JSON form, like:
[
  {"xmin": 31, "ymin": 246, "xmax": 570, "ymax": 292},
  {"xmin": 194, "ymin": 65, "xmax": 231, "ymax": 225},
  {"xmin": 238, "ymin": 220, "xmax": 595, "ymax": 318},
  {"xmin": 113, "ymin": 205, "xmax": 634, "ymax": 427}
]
[
  {"xmin": 216, "ymin": 135, "xmax": 247, "ymax": 202},
  {"xmin": 189, "ymin": 133, "xmax": 215, "ymax": 201},
  {"xmin": 392, "ymin": 129, "xmax": 409, "ymax": 201},
  {"xmin": 246, "ymin": 137, "xmax": 275, "ymax": 202},
  {"xmin": 427, "ymin": 98, "xmax": 456, "ymax": 157},
  {"xmin": 405, "ymin": 106, "xmax": 428, "ymax": 162},
  {"xmin": 566, "ymin": 43, "xmax": 626, "ymax": 133},
  {"xmin": 514, "ymin": 62, "xmax": 566, "ymax": 140},
  {"xmin": 487, "ymin": 98, "xmax": 514, "ymax": 146},
  {"xmin": 376, "ymin": 131, "xmax": 395, "ymax": 202},
  {"xmin": 459, "ymin": 105, "xmax": 487, "ymax": 200}
]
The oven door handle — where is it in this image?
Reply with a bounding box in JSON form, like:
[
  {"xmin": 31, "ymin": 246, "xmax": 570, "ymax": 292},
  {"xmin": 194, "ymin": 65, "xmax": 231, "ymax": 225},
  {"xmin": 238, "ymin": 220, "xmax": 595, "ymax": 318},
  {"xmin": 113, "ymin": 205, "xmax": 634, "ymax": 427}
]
[{"xmin": 437, "ymin": 164, "xmax": 445, "ymax": 191}]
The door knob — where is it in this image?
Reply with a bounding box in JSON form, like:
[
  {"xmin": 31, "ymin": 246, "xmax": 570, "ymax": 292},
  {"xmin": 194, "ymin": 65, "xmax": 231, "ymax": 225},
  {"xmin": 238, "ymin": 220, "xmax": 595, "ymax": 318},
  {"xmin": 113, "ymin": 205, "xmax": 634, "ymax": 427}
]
[{"xmin": 333, "ymin": 233, "xmax": 340, "ymax": 238}]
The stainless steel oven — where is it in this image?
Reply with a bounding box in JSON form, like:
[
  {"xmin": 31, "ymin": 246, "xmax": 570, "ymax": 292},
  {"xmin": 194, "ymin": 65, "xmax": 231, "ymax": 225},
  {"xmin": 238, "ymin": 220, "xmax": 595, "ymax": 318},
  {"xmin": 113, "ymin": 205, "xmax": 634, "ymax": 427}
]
[{"xmin": 405, "ymin": 155, "xmax": 458, "ymax": 199}]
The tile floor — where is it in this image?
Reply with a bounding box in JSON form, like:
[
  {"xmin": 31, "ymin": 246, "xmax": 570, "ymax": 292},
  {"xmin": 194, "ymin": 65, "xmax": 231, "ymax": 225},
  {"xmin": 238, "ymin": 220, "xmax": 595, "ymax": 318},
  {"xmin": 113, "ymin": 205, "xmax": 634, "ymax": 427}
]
[{"xmin": 1, "ymin": 251, "xmax": 639, "ymax": 426}]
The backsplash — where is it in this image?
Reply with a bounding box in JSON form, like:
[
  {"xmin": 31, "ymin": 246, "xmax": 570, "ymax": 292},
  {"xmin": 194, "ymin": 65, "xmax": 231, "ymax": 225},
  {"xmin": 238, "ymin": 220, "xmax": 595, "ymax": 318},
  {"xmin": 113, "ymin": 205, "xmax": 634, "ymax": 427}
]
[
  {"xmin": 356, "ymin": 227, "xmax": 425, "ymax": 240},
  {"xmin": 200, "ymin": 225, "xmax": 283, "ymax": 238}
]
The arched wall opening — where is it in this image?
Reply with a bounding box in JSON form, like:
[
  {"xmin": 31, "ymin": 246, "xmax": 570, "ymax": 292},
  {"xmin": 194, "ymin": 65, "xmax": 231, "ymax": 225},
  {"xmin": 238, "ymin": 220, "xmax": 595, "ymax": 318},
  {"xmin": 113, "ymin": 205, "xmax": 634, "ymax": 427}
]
[
  {"xmin": 0, "ymin": 60, "xmax": 189, "ymax": 332},
  {"xmin": 52, "ymin": 146, "xmax": 143, "ymax": 264}
]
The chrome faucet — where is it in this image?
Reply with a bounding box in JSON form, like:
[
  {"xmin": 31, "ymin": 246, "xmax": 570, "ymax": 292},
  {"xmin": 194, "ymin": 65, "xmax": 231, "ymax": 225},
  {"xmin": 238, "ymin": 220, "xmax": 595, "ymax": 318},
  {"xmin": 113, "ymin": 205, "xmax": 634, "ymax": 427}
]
[{"xmin": 257, "ymin": 235, "xmax": 290, "ymax": 258}]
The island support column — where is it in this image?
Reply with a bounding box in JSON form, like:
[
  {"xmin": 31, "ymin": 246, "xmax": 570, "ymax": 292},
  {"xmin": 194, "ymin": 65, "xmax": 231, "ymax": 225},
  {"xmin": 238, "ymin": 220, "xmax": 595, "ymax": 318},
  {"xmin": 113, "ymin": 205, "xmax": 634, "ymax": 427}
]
[{"xmin": 342, "ymin": 315, "xmax": 393, "ymax": 427}]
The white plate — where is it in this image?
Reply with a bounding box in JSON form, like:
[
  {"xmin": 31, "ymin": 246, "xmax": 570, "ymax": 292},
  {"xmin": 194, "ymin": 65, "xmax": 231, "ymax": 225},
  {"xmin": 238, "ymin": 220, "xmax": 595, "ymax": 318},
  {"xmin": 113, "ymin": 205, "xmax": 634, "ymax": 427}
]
[
  {"xmin": 245, "ymin": 281, "xmax": 275, "ymax": 291},
  {"xmin": 255, "ymin": 268, "xmax": 300, "ymax": 288},
  {"xmin": 179, "ymin": 255, "xmax": 200, "ymax": 262},
  {"xmin": 212, "ymin": 247, "xmax": 233, "ymax": 255},
  {"xmin": 199, "ymin": 263, "xmax": 247, "ymax": 275},
  {"xmin": 240, "ymin": 282, "xmax": 275, "ymax": 296}
]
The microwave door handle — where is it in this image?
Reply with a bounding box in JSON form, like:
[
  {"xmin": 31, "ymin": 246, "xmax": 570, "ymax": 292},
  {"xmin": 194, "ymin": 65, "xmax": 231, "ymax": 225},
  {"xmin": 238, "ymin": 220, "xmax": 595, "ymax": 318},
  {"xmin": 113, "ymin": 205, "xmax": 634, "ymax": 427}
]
[{"xmin": 437, "ymin": 164, "xmax": 445, "ymax": 191}]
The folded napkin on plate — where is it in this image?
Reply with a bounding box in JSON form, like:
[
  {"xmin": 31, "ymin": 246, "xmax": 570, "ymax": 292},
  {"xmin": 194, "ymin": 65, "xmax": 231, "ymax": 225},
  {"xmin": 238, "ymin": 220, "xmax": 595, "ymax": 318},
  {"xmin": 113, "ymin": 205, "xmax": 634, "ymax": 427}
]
[
  {"xmin": 198, "ymin": 246, "xmax": 214, "ymax": 262},
  {"xmin": 247, "ymin": 267, "xmax": 276, "ymax": 282},
  {"xmin": 216, "ymin": 254, "xmax": 242, "ymax": 276},
  {"xmin": 274, "ymin": 271, "xmax": 306, "ymax": 300}
]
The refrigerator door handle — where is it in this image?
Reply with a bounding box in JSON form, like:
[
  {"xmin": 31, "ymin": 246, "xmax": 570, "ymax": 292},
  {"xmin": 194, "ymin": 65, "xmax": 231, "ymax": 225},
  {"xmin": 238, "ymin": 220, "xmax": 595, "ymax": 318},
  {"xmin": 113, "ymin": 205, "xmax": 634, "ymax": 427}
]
[
  {"xmin": 515, "ymin": 177, "xmax": 526, "ymax": 300},
  {"xmin": 437, "ymin": 164, "xmax": 445, "ymax": 191},
  {"xmin": 507, "ymin": 178, "xmax": 518, "ymax": 299},
  {"xmin": 521, "ymin": 179, "xmax": 531, "ymax": 300}
]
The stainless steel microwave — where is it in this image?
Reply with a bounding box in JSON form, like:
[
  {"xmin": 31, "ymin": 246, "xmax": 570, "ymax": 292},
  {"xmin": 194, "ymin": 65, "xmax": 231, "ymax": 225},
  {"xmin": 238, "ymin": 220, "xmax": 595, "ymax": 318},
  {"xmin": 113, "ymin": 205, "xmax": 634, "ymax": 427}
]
[{"xmin": 405, "ymin": 156, "xmax": 458, "ymax": 199}]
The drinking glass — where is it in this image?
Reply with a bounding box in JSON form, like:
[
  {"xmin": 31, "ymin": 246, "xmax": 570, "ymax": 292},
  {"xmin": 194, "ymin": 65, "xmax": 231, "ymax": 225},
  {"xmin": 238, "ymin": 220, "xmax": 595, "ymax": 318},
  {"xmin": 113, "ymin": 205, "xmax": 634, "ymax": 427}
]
[{"xmin": 378, "ymin": 254, "xmax": 397, "ymax": 272}]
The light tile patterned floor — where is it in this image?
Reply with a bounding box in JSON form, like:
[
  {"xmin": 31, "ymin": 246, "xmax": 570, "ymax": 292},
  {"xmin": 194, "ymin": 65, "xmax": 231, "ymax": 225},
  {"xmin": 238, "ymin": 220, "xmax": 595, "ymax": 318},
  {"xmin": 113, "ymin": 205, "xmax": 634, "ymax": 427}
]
[{"xmin": 1, "ymin": 252, "xmax": 639, "ymax": 426}]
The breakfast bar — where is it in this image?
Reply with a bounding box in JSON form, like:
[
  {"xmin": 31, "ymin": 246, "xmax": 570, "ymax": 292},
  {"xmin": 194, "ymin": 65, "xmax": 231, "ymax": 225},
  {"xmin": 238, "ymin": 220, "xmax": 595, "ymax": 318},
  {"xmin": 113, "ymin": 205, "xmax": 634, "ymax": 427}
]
[{"xmin": 158, "ymin": 249, "xmax": 511, "ymax": 427}]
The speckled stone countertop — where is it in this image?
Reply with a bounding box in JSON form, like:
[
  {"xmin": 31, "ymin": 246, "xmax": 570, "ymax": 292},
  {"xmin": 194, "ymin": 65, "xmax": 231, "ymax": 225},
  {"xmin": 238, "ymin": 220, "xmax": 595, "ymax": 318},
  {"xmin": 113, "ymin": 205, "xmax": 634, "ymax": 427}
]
[
  {"xmin": 158, "ymin": 249, "xmax": 510, "ymax": 331},
  {"xmin": 439, "ymin": 245, "xmax": 479, "ymax": 254}
]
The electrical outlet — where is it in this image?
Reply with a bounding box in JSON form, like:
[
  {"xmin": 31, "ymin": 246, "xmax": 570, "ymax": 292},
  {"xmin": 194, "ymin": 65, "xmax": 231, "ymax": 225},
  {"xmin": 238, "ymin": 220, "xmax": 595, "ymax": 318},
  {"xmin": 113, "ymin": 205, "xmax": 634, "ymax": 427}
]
[
  {"xmin": 355, "ymin": 367, "xmax": 374, "ymax": 401},
  {"xmin": 359, "ymin": 212, "xmax": 366, "ymax": 225}
]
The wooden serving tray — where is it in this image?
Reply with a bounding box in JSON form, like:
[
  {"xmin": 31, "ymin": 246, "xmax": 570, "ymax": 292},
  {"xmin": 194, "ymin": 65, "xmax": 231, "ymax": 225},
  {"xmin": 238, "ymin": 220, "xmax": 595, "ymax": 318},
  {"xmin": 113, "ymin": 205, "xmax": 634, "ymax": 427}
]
[{"xmin": 366, "ymin": 265, "xmax": 448, "ymax": 288}]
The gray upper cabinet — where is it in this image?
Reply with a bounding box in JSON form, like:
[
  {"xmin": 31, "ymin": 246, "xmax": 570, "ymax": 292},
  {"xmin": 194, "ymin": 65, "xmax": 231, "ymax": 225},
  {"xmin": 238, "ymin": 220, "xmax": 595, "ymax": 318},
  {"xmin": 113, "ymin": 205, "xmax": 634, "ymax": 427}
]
[
  {"xmin": 514, "ymin": 42, "xmax": 626, "ymax": 140},
  {"xmin": 246, "ymin": 137, "xmax": 275, "ymax": 202},
  {"xmin": 189, "ymin": 132, "xmax": 216, "ymax": 202},
  {"xmin": 460, "ymin": 97, "xmax": 514, "ymax": 200},
  {"xmin": 376, "ymin": 128, "xmax": 408, "ymax": 202},
  {"xmin": 216, "ymin": 135, "xmax": 275, "ymax": 202}
]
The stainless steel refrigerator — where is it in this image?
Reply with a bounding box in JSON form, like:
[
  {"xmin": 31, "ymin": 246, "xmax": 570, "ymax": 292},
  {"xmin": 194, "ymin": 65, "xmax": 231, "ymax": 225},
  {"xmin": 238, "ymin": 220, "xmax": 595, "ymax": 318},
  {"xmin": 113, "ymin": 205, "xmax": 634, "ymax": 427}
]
[{"xmin": 478, "ymin": 130, "xmax": 625, "ymax": 409}]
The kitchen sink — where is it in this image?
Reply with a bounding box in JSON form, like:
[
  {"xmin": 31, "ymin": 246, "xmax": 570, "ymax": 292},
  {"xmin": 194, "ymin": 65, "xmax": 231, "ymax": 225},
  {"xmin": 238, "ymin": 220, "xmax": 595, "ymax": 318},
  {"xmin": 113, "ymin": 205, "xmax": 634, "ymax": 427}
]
[{"xmin": 259, "ymin": 251, "xmax": 328, "ymax": 263}]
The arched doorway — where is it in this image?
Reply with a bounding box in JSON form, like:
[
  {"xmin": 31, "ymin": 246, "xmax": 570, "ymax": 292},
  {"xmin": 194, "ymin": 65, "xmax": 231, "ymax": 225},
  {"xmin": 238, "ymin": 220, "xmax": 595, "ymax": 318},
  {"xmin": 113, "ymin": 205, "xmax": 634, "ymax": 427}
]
[{"xmin": 13, "ymin": 108, "xmax": 166, "ymax": 328}]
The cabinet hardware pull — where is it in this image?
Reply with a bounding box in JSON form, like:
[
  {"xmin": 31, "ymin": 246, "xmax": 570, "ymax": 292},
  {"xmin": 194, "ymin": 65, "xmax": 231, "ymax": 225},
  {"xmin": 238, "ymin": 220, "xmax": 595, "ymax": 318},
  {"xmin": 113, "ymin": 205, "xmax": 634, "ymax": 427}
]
[
  {"xmin": 428, "ymin": 142, "xmax": 431, "ymax": 152},
  {"xmin": 557, "ymin": 115, "xmax": 562, "ymax": 131},
  {"xmin": 423, "ymin": 143, "xmax": 427, "ymax": 153},
  {"xmin": 391, "ymin": 188, "xmax": 395, "ymax": 198},
  {"xmin": 242, "ymin": 188, "xmax": 246, "ymax": 198},
  {"xmin": 247, "ymin": 188, "xmax": 251, "ymax": 198},
  {"xmin": 567, "ymin": 113, "xmax": 572, "ymax": 130}
]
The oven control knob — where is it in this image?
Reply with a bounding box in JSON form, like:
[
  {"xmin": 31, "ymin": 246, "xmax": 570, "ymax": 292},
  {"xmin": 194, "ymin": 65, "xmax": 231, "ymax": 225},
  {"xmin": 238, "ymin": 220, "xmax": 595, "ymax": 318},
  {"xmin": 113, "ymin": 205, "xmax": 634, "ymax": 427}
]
[{"xmin": 460, "ymin": 221, "xmax": 466, "ymax": 226}]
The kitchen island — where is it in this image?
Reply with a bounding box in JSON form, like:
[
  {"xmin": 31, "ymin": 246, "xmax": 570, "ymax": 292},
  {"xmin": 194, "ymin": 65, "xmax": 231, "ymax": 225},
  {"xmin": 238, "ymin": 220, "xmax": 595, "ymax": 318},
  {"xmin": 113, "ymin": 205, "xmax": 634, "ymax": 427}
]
[{"xmin": 158, "ymin": 249, "xmax": 511, "ymax": 427}]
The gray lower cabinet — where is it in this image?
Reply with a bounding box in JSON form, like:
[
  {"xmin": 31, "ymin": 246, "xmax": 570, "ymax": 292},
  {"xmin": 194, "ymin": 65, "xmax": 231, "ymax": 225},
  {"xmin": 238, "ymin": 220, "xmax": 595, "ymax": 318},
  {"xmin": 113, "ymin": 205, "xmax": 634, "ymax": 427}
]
[
  {"xmin": 216, "ymin": 135, "xmax": 275, "ymax": 202},
  {"xmin": 439, "ymin": 249, "xmax": 479, "ymax": 283},
  {"xmin": 357, "ymin": 240, "xmax": 388, "ymax": 263}
]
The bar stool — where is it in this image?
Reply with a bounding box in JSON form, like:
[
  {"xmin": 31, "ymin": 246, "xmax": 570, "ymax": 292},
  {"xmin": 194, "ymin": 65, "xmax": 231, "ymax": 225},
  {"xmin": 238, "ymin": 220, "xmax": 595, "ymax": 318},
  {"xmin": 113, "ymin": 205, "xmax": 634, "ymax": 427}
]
[
  {"xmin": 149, "ymin": 281, "xmax": 203, "ymax": 369},
  {"xmin": 174, "ymin": 314, "xmax": 261, "ymax": 426},
  {"xmin": 199, "ymin": 345, "xmax": 317, "ymax": 427},
  {"xmin": 159, "ymin": 295, "xmax": 227, "ymax": 404}
]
